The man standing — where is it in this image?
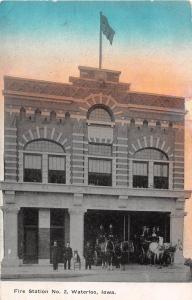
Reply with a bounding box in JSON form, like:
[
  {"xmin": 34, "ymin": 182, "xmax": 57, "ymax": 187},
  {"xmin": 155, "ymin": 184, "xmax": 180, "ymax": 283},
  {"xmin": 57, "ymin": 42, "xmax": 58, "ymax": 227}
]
[
  {"xmin": 84, "ymin": 241, "xmax": 93, "ymax": 270},
  {"xmin": 97, "ymin": 224, "xmax": 106, "ymax": 244},
  {"xmin": 52, "ymin": 240, "xmax": 59, "ymax": 271},
  {"xmin": 63, "ymin": 242, "xmax": 73, "ymax": 270},
  {"xmin": 108, "ymin": 224, "xmax": 114, "ymax": 240}
]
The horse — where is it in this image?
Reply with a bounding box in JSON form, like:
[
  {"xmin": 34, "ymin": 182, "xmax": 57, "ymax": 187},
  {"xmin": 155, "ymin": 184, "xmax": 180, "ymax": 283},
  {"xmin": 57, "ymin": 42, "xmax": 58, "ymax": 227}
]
[
  {"xmin": 148, "ymin": 238, "xmax": 177, "ymax": 266},
  {"xmin": 100, "ymin": 239, "xmax": 108, "ymax": 268},
  {"xmin": 148, "ymin": 242, "xmax": 164, "ymax": 265},
  {"xmin": 105, "ymin": 238, "xmax": 115, "ymax": 270},
  {"xmin": 139, "ymin": 239, "xmax": 151, "ymax": 264}
]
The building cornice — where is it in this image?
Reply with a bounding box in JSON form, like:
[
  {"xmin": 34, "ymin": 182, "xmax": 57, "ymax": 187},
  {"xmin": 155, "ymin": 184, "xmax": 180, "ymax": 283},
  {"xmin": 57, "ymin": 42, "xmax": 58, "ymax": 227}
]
[
  {"xmin": 3, "ymin": 75, "xmax": 185, "ymax": 112},
  {"xmin": 0, "ymin": 181, "xmax": 191, "ymax": 199}
]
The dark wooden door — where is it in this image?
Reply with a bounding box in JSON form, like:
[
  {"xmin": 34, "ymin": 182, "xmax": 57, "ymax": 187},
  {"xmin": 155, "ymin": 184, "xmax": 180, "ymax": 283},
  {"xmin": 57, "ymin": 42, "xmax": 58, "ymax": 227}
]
[{"xmin": 23, "ymin": 227, "xmax": 38, "ymax": 263}]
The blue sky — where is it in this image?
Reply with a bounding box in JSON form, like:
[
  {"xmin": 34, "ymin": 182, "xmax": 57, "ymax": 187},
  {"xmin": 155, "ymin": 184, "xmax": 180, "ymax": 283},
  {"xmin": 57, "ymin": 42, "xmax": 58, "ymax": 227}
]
[{"xmin": 0, "ymin": 1, "xmax": 192, "ymax": 48}]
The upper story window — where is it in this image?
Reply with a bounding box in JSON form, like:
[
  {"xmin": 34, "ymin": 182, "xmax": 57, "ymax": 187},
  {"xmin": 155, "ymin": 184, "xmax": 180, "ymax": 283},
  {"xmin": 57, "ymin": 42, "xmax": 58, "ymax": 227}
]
[
  {"xmin": 153, "ymin": 162, "xmax": 169, "ymax": 189},
  {"xmin": 133, "ymin": 148, "xmax": 169, "ymax": 189},
  {"xmin": 88, "ymin": 143, "xmax": 112, "ymax": 186},
  {"xmin": 88, "ymin": 143, "xmax": 112, "ymax": 157},
  {"xmin": 89, "ymin": 107, "xmax": 112, "ymax": 122},
  {"xmin": 134, "ymin": 148, "xmax": 168, "ymax": 161},
  {"xmin": 48, "ymin": 155, "xmax": 66, "ymax": 184},
  {"xmin": 88, "ymin": 158, "xmax": 112, "ymax": 186},
  {"xmin": 24, "ymin": 154, "xmax": 42, "ymax": 182},
  {"xmin": 23, "ymin": 139, "xmax": 66, "ymax": 184},
  {"xmin": 133, "ymin": 161, "xmax": 148, "ymax": 188},
  {"xmin": 25, "ymin": 140, "xmax": 64, "ymax": 153}
]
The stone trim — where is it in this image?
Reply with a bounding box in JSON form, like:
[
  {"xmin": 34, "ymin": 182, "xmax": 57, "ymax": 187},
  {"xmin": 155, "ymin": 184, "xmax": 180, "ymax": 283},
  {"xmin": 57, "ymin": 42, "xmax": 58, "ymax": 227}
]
[
  {"xmin": 18, "ymin": 126, "xmax": 70, "ymax": 152},
  {"xmin": 130, "ymin": 135, "xmax": 173, "ymax": 158}
]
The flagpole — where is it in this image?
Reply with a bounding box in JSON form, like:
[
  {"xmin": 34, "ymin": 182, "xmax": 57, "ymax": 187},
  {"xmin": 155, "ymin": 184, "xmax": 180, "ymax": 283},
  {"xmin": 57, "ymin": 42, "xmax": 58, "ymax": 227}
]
[{"xmin": 99, "ymin": 11, "xmax": 102, "ymax": 69}]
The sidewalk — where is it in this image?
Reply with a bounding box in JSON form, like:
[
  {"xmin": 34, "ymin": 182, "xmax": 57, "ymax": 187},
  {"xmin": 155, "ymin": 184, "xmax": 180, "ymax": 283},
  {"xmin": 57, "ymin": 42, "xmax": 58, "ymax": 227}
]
[{"xmin": 1, "ymin": 264, "xmax": 192, "ymax": 282}]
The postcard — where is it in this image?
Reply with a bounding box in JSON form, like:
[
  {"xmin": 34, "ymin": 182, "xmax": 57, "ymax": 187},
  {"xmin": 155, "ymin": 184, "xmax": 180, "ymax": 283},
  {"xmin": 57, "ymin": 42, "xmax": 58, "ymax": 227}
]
[{"xmin": 0, "ymin": 1, "xmax": 192, "ymax": 299}]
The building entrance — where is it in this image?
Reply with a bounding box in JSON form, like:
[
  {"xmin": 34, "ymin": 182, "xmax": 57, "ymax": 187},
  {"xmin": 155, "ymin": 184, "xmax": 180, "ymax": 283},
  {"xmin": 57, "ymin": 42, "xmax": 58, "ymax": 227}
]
[
  {"xmin": 22, "ymin": 208, "xmax": 38, "ymax": 264},
  {"xmin": 84, "ymin": 209, "xmax": 170, "ymax": 264},
  {"xmin": 84, "ymin": 210, "xmax": 130, "ymax": 245},
  {"xmin": 129, "ymin": 211, "xmax": 170, "ymax": 242},
  {"xmin": 50, "ymin": 209, "xmax": 66, "ymax": 263}
]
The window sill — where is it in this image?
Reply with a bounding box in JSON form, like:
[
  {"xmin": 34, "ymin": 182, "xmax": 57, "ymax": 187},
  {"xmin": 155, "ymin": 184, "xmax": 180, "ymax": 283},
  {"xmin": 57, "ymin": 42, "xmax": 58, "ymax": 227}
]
[{"xmin": 132, "ymin": 186, "xmax": 169, "ymax": 191}]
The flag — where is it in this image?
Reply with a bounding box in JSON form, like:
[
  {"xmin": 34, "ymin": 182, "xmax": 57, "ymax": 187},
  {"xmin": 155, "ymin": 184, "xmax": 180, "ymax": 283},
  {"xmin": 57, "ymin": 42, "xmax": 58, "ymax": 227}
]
[{"xmin": 101, "ymin": 14, "xmax": 115, "ymax": 45}]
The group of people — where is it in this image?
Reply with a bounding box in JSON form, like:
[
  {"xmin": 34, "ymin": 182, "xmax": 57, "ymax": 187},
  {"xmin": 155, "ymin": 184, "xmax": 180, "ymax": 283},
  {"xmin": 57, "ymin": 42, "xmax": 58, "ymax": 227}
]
[
  {"xmin": 52, "ymin": 241, "xmax": 73, "ymax": 271},
  {"xmin": 94, "ymin": 224, "xmax": 132, "ymax": 270},
  {"xmin": 51, "ymin": 224, "xmax": 166, "ymax": 271}
]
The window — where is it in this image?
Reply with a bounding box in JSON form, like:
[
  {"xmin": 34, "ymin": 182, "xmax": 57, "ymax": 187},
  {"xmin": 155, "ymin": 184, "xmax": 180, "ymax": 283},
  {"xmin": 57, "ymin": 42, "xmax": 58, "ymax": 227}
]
[
  {"xmin": 24, "ymin": 154, "xmax": 42, "ymax": 182},
  {"xmin": 25, "ymin": 140, "xmax": 64, "ymax": 153},
  {"xmin": 88, "ymin": 158, "xmax": 112, "ymax": 186},
  {"xmin": 154, "ymin": 163, "xmax": 169, "ymax": 189},
  {"xmin": 88, "ymin": 143, "xmax": 112, "ymax": 157},
  {"xmin": 133, "ymin": 161, "xmax": 148, "ymax": 188},
  {"xmin": 132, "ymin": 148, "xmax": 169, "ymax": 189},
  {"xmin": 48, "ymin": 155, "xmax": 66, "ymax": 184},
  {"xmin": 134, "ymin": 148, "xmax": 168, "ymax": 161},
  {"xmin": 89, "ymin": 107, "xmax": 112, "ymax": 122},
  {"xmin": 23, "ymin": 139, "xmax": 66, "ymax": 184}
]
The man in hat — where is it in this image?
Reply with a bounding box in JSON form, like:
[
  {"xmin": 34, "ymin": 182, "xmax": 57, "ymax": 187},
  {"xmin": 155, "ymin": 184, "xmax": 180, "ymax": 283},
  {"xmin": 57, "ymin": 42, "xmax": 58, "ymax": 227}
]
[
  {"xmin": 63, "ymin": 242, "xmax": 73, "ymax": 270},
  {"xmin": 108, "ymin": 224, "xmax": 114, "ymax": 241},
  {"xmin": 97, "ymin": 224, "xmax": 106, "ymax": 244},
  {"xmin": 84, "ymin": 241, "xmax": 93, "ymax": 270},
  {"xmin": 52, "ymin": 240, "xmax": 59, "ymax": 271}
]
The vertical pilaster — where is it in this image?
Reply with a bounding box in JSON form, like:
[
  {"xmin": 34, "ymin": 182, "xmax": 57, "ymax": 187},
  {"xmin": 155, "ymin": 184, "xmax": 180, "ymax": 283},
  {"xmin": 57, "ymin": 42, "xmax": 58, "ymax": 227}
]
[
  {"xmin": 1, "ymin": 204, "xmax": 20, "ymax": 267},
  {"xmin": 42, "ymin": 153, "xmax": 48, "ymax": 183},
  {"xmin": 69, "ymin": 205, "xmax": 86, "ymax": 259},
  {"xmin": 112, "ymin": 157, "xmax": 116, "ymax": 187},
  {"xmin": 64, "ymin": 210, "xmax": 70, "ymax": 244},
  {"xmin": 4, "ymin": 126, "xmax": 18, "ymax": 182},
  {"xmin": 66, "ymin": 154, "xmax": 71, "ymax": 184},
  {"xmin": 18, "ymin": 151, "xmax": 23, "ymax": 182},
  {"xmin": 84, "ymin": 156, "xmax": 88, "ymax": 185},
  {"xmin": 148, "ymin": 161, "xmax": 153, "ymax": 188},
  {"xmin": 170, "ymin": 198, "xmax": 185, "ymax": 263},
  {"xmin": 115, "ymin": 136, "xmax": 128, "ymax": 187},
  {"xmin": 38, "ymin": 208, "xmax": 50, "ymax": 264},
  {"xmin": 72, "ymin": 131, "xmax": 85, "ymax": 185},
  {"xmin": 169, "ymin": 161, "xmax": 173, "ymax": 190},
  {"xmin": 129, "ymin": 160, "xmax": 133, "ymax": 188}
]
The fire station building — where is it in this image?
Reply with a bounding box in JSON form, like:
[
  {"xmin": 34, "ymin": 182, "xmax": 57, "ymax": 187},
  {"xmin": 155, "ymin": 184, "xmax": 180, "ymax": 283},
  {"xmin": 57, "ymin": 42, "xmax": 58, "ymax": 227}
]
[{"xmin": 1, "ymin": 66, "xmax": 190, "ymax": 269}]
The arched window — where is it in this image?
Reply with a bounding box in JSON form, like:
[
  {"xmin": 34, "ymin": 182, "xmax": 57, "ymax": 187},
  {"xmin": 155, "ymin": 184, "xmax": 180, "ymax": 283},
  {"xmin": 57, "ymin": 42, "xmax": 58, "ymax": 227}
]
[
  {"xmin": 24, "ymin": 139, "xmax": 64, "ymax": 153},
  {"xmin": 132, "ymin": 148, "xmax": 169, "ymax": 189},
  {"xmin": 134, "ymin": 148, "xmax": 168, "ymax": 161},
  {"xmin": 24, "ymin": 139, "xmax": 66, "ymax": 184},
  {"xmin": 88, "ymin": 106, "xmax": 112, "ymax": 122}
]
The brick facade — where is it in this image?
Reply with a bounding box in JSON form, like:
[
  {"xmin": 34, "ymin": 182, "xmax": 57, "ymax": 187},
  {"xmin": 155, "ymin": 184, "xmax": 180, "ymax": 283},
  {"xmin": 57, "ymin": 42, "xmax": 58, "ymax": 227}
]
[{"xmin": 1, "ymin": 66, "xmax": 190, "ymax": 269}]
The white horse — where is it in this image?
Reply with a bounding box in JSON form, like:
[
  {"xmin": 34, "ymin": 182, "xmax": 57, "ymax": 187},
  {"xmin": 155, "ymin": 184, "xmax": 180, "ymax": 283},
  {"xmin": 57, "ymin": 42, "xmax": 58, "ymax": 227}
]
[
  {"xmin": 148, "ymin": 236, "xmax": 164, "ymax": 265},
  {"xmin": 148, "ymin": 238, "xmax": 177, "ymax": 266}
]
